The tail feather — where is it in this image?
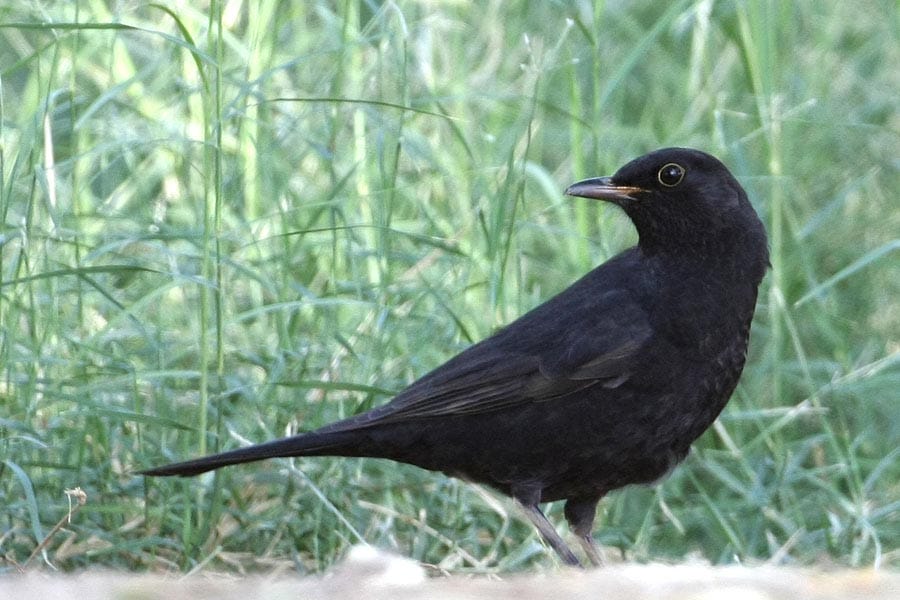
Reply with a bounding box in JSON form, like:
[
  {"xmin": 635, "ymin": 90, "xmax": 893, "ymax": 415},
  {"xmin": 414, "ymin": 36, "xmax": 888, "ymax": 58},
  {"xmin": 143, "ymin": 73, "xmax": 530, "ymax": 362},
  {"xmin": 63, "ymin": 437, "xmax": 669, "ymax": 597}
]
[{"xmin": 139, "ymin": 431, "xmax": 352, "ymax": 477}]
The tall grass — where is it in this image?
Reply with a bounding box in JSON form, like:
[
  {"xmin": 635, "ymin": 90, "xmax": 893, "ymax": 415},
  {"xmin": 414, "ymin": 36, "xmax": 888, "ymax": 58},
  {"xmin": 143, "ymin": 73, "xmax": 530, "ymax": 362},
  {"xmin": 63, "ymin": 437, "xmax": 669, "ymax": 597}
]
[{"xmin": 1, "ymin": 1, "xmax": 897, "ymax": 572}]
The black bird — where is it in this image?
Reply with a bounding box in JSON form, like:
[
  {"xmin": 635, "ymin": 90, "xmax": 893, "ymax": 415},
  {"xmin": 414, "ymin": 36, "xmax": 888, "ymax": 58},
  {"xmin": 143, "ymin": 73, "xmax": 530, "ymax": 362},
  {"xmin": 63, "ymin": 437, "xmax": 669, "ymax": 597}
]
[{"xmin": 141, "ymin": 148, "xmax": 769, "ymax": 567}]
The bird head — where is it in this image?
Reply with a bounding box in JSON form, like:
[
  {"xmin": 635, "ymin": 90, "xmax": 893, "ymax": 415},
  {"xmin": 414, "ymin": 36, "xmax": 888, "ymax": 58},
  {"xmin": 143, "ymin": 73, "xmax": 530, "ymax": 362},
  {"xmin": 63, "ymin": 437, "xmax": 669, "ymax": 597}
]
[{"xmin": 566, "ymin": 147, "xmax": 768, "ymax": 265}]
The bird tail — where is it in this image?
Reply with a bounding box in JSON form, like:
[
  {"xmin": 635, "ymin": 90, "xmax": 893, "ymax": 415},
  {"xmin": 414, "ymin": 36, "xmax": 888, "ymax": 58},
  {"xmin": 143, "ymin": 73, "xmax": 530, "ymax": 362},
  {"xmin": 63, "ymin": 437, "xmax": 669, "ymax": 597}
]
[{"xmin": 138, "ymin": 429, "xmax": 359, "ymax": 477}]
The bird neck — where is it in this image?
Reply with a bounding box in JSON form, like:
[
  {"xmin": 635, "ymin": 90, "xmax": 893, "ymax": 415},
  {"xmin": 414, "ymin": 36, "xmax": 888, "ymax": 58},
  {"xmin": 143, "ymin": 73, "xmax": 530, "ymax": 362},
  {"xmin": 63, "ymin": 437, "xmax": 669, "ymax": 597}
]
[{"xmin": 638, "ymin": 222, "xmax": 769, "ymax": 286}]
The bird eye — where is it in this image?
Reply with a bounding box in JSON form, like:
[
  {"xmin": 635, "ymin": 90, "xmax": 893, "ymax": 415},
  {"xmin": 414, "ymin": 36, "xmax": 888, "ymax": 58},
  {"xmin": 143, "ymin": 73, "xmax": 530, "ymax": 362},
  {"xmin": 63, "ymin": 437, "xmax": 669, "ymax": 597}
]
[{"xmin": 657, "ymin": 163, "xmax": 685, "ymax": 187}]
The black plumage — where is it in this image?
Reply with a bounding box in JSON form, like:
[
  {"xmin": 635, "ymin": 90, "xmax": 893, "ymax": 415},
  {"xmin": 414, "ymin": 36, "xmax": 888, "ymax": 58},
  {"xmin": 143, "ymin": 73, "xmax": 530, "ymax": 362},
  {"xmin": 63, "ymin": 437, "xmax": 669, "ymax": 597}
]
[{"xmin": 141, "ymin": 148, "xmax": 769, "ymax": 567}]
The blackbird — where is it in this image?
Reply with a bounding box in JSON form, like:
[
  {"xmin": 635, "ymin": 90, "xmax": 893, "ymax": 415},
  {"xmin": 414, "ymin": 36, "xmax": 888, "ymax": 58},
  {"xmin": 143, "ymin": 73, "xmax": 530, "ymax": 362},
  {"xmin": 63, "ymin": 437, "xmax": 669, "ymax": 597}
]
[{"xmin": 141, "ymin": 147, "xmax": 769, "ymax": 567}]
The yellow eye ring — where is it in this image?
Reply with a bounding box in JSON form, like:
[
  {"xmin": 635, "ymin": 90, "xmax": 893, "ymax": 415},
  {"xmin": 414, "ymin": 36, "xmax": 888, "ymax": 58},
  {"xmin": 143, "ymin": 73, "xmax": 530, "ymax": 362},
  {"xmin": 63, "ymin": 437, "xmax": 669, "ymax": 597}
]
[{"xmin": 658, "ymin": 163, "xmax": 685, "ymax": 187}]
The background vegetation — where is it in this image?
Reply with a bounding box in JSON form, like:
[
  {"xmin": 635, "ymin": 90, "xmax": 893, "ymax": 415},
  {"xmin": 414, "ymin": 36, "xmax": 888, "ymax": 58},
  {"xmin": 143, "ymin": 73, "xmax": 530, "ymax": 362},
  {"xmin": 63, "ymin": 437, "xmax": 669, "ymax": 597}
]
[{"xmin": 1, "ymin": 0, "xmax": 897, "ymax": 573}]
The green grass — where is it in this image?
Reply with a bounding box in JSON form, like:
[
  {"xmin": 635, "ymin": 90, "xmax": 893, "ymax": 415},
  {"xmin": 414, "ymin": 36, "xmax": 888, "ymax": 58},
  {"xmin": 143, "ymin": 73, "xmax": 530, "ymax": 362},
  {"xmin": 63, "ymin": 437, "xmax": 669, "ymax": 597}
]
[{"xmin": 1, "ymin": 0, "xmax": 897, "ymax": 573}]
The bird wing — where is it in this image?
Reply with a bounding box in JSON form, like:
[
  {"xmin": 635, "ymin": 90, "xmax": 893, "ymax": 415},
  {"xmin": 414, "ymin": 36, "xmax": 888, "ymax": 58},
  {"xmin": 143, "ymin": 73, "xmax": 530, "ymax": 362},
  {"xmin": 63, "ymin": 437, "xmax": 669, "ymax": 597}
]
[{"xmin": 322, "ymin": 268, "xmax": 654, "ymax": 431}]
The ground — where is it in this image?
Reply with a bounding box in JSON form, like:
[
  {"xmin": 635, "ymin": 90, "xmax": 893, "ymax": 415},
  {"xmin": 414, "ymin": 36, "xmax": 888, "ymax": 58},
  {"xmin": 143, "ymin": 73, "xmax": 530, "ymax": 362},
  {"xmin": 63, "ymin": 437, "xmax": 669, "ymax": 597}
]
[{"xmin": 3, "ymin": 547, "xmax": 897, "ymax": 600}]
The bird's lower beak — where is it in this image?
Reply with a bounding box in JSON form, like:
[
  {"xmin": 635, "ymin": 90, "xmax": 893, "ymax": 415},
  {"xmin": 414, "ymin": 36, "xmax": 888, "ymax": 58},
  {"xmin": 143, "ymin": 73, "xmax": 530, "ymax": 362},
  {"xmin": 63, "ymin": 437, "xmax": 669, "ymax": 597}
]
[{"xmin": 565, "ymin": 177, "xmax": 644, "ymax": 203}]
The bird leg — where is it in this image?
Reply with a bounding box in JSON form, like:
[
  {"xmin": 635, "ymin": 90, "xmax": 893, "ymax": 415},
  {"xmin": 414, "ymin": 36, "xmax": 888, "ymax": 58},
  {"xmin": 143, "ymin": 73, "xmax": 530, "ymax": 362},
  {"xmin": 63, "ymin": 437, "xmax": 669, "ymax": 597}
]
[
  {"xmin": 564, "ymin": 496, "xmax": 604, "ymax": 567},
  {"xmin": 517, "ymin": 501, "xmax": 582, "ymax": 567}
]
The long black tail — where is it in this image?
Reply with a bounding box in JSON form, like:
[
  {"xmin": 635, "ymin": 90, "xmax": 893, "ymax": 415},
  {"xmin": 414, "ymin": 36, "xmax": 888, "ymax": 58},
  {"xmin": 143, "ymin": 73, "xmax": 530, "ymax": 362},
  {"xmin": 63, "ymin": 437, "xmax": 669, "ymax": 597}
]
[{"xmin": 138, "ymin": 430, "xmax": 358, "ymax": 477}]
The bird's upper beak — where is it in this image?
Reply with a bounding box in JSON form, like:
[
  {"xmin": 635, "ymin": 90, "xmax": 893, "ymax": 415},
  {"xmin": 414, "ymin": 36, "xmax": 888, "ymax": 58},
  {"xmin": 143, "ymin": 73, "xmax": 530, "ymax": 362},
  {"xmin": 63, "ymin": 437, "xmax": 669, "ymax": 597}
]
[{"xmin": 565, "ymin": 177, "xmax": 644, "ymax": 203}]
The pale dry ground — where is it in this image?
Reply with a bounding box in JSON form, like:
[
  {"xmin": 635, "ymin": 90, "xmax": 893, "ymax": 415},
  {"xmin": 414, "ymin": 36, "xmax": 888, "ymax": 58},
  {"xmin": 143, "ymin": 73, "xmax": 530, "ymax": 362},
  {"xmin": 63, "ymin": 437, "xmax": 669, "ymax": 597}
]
[{"xmin": 2, "ymin": 547, "xmax": 897, "ymax": 600}]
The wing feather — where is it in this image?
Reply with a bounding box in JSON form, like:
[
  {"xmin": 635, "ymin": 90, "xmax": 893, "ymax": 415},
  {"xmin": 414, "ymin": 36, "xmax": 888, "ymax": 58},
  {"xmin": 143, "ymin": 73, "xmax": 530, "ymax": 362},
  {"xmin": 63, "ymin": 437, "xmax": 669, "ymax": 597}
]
[{"xmin": 323, "ymin": 255, "xmax": 655, "ymax": 431}]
